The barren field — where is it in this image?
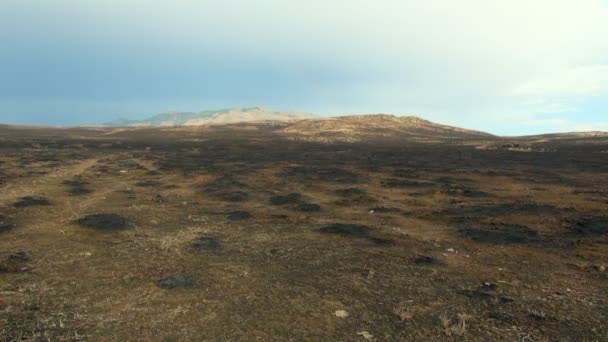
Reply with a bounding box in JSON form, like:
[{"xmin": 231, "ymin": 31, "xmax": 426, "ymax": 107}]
[{"xmin": 1, "ymin": 124, "xmax": 607, "ymax": 341}]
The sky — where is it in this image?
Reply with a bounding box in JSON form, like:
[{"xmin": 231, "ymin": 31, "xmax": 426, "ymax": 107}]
[{"xmin": 1, "ymin": 0, "xmax": 607, "ymax": 135}]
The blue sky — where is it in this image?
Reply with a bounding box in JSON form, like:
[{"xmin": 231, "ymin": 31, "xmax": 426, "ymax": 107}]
[{"xmin": 1, "ymin": 0, "xmax": 607, "ymax": 135}]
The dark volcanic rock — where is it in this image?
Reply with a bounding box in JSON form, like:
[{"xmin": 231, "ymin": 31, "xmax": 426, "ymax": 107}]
[
  {"xmin": 158, "ymin": 275, "xmax": 196, "ymax": 289},
  {"xmin": 13, "ymin": 196, "xmax": 51, "ymax": 207},
  {"xmin": 77, "ymin": 213, "xmax": 134, "ymax": 231},
  {"xmin": 460, "ymin": 223, "xmax": 542, "ymax": 245}
]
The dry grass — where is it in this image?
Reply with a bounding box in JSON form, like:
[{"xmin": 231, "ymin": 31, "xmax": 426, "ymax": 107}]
[
  {"xmin": 393, "ymin": 301, "xmax": 415, "ymax": 322},
  {"xmin": 1, "ymin": 125, "xmax": 607, "ymax": 340},
  {"xmin": 440, "ymin": 312, "xmax": 472, "ymax": 337}
]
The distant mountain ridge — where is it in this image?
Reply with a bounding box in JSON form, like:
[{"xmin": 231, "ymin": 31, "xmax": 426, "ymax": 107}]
[
  {"xmin": 103, "ymin": 107, "xmax": 316, "ymax": 127},
  {"xmin": 101, "ymin": 109, "xmax": 495, "ymax": 141}
]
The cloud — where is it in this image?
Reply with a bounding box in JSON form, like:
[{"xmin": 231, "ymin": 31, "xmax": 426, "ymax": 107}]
[
  {"xmin": 511, "ymin": 65, "xmax": 608, "ymax": 98},
  {"xmin": 522, "ymin": 118, "xmax": 608, "ymax": 133},
  {"xmin": 1, "ymin": 0, "xmax": 608, "ymax": 133}
]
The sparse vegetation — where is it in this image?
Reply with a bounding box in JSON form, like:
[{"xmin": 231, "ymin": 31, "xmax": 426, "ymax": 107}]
[{"xmin": 0, "ymin": 122, "xmax": 607, "ymax": 340}]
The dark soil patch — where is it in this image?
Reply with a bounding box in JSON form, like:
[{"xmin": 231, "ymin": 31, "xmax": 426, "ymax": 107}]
[
  {"xmin": 460, "ymin": 223, "xmax": 542, "ymax": 245},
  {"xmin": 191, "ymin": 237, "xmax": 222, "ymax": 252},
  {"xmin": 334, "ymin": 188, "xmax": 376, "ymax": 206},
  {"xmin": 435, "ymin": 176, "xmax": 474, "ymax": 184},
  {"xmin": 0, "ymin": 222, "xmax": 16, "ymax": 233},
  {"xmin": 314, "ymin": 168, "xmax": 360, "ymax": 184},
  {"xmin": 62, "ymin": 179, "xmax": 88, "ymax": 187},
  {"xmin": 0, "ymin": 215, "xmax": 16, "ymax": 233},
  {"xmin": 0, "ymin": 252, "xmax": 30, "ymax": 273},
  {"xmin": 335, "ymin": 197, "xmax": 377, "ymax": 206},
  {"xmin": 202, "ymin": 175, "xmax": 247, "ymax": 193},
  {"xmin": 320, "ymin": 224, "xmax": 370, "ymax": 237},
  {"xmin": 118, "ymin": 160, "xmax": 146, "ymax": 170},
  {"xmin": 218, "ymin": 191, "xmax": 249, "ymax": 202},
  {"xmin": 281, "ymin": 166, "xmax": 360, "ymax": 184},
  {"xmin": 381, "ymin": 179, "xmax": 435, "ymax": 189},
  {"xmin": 480, "ymin": 282, "xmax": 498, "ymax": 291},
  {"xmin": 414, "ymin": 255, "xmax": 437, "ymax": 265},
  {"xmin": 158, "ymin": 275, "xmax": 196, "ymax": 289},
  {"xmin": 367, "ymin": 237, "xmax": 395, "ymax": 246},
  {"xmin": 489, "ymin": 312, "xmax": 513, "ymax": 321},
  {"xmin": 442, "ymin": 202, "xmax": 565, "ymax": 221},
  {"xmin": 135, "ymin": 180, "xmax": 162, "ymax": 187},
  {"xmin": 297, "ymin": 203, "xmax": 321, "ymax": 212},
  {"xmin": 71, "ymin": 187, "xmax": 93, "ymax": 195},
  {"xmin": 369, "ymin": 206, "xmax": 401, "ymax": 213},
  {"xmin": 270, "ymin": 193, "xmax": 301, "ymax": 205},
  {"xmin": 319, "ymin": 223, "xmax": 394, "ymax": 246},
  {"xmin": 67, "ymin": 185, "xmax": 92, "ymax": 196},
  {"xmin": 335, "ymin": 188, "xmax": 367, "ymax": 196},
  {"xmin": 393, "ymin": 169, "xmax": 420, "ymax": 178},
  {"xmin": 77, "ymin": 213, "xmax": 134, "ymax": 231},
  {"xmin": 457, "ymin": 289, "xmax": 494, "ymax": 301},
  {"xmin": 572, "ymin": 216, "xmax": 608, "ymax": 235},
  {"xmin": 228, "ymin": 211, "xmax": 252, "ymax": 221},
  {"xmin": 13, "ymin": 196, "xmax": 51, "ymax": 207},
  {"xmin": 441, "ymin": 185, "xmax": 489, "ymax": 198}
]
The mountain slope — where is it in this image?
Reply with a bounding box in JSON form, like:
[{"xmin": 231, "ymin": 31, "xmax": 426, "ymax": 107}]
[
  {"xmin": 103, "ymin": 107, "xmax": 315, "ymax": 127},
  {"xmin": 279, "ymin": 114, "xmax": 495, "ymax": 142}
]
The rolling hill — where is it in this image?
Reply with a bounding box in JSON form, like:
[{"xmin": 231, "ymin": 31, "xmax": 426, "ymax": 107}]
[{"xmin": 102, "ymin": 107, "xmax": 315, "ymax": 127}]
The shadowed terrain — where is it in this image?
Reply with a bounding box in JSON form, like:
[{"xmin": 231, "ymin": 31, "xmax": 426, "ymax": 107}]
[{"xmin": 1, "ymin": 116, "xmax": 607, "ymax": 341}]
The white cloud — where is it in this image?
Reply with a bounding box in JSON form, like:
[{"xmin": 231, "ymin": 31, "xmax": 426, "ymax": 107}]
[
  {"xmin": 511, "ymin": 65, "xmax": 608, "ymax": 98},
  {"xmin": 522, "ymin": 118, "xmax": 608, "ymax": 133},
  {"xmin": 2, "ymin": 0, "xmax": 608, "ymax": 132}
]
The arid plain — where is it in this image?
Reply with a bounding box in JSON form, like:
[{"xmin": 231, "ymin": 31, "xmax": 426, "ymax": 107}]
[{"xmin": 1, "ymin": 116, "xmax": 607, "ymax": 341}]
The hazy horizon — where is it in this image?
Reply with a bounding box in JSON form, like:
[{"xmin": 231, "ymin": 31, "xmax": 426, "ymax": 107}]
[{"xmin": 1, "ymin": 0, "xmax": 607, "ymax": 135}]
